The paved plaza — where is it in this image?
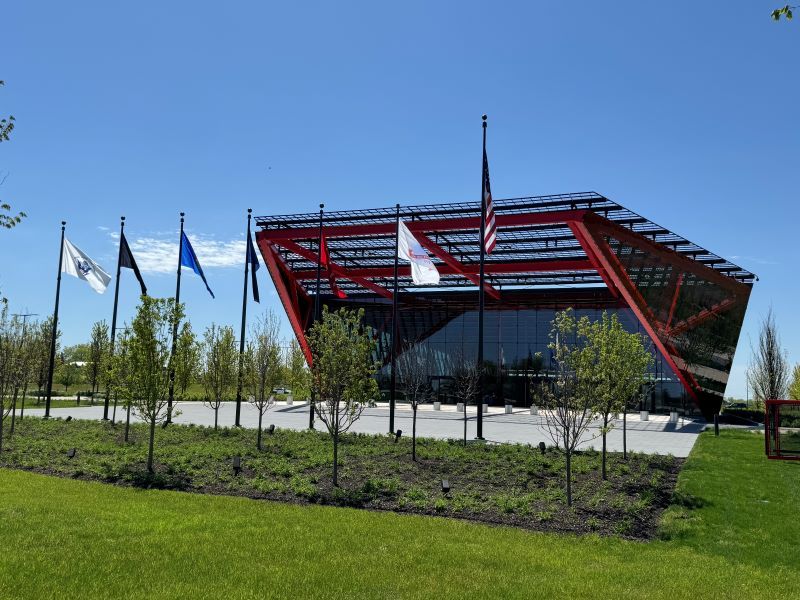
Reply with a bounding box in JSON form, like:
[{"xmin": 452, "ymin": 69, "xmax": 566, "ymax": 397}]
[{"xmin": 27, "ymin": 400, "xmax": 705, "ymax": 457}]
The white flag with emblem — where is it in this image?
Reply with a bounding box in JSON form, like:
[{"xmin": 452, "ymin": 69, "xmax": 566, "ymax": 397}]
[
  {"xmin": 62, "ymin": 237, "xmax": 111, "ymax": 294},
  {"xmin": 397, "ymin": 221, "xmax": 440, "ymax": 285}
]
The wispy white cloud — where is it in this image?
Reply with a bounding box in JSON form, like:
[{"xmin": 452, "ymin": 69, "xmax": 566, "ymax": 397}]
[{"xmin": 112, "ymin": 231, "xmax": 246, "ymax": 274}]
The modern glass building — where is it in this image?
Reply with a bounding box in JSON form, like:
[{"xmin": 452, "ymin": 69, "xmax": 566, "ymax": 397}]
[{"xmin": 256, "ymin": 192, "xmax": 755, "ymax": 420}]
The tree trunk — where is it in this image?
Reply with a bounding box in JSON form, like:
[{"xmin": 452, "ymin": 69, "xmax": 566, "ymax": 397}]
[
  {"xmin": 20, "ymin": 381, "xmax": 28, "ymax": 420},
  {"xmin": 333, "ymin": 399, "xmax": 340, "ymax": 486},
  {"xmin": 214, "ymin": 405, "xmax": 219, "ymax": 430},
  {"xmin": 147, "ymin": 415, "xmax": 156, "ymax": 473},
  {"xmin": 257, "ymin": 410, "xmax": 263, "ymax": 451},
  {"xmin": 623, "ymin": 410, "xmax": 627, "ymax": 460},
  {"xmin": 10, "ymin": 389, "xmax": 18, "ymax": 435},
  {"xmin": 333, "ymin": 427, "xmax": 339, "ymax": 487},
  {"xmin": 112, "ymin": 394, "xmax": 118, "ymax": 424},
  {"xmin": 412, "ymin": 405, "xmax": 417, "ymax": 461},
  {"xmin": 463, "ymin": 401, "xmax": 467, "ymax": 447},
  {"xmin": 0, "ymin": 411, "xmax": 4, "ymax": 453},
  {"xmin": 125, "ymin": 403, "xmax": 131, "ymax": 442},
  {"xmin": 601, "ymin": 414, "xmax": 608, "ymax": 480},
  {"xmin": 601, "ymin": 430, "xmax": 607, "ymax": 480},
  {"xmin": 566, "ymin": 450, "xmax": 572, "ymax": 506}
]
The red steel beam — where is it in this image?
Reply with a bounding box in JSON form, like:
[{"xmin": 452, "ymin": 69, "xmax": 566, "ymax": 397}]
[
  {"xmin": 258, "ymin": 239, "xmax": 313, "ymax": 366},
  {"xmin": 567, "ymin": 221, "xmax": 620, "ymax": 298},
  {"xmin": 290, "ymin": 259, "xmax": 596, "ymax": 280},
  {"xmin": 583, "ymin": 212, "xmax": 750, "ymax": 299},
  {"xmin": 415, "ymin": 233, "xmax": 500, "ymax": 300},
  {"xmin": 665, "ymin": 273, "xmax": 684, "ymax": 331},
  {"xmin": 574, "ymin": 218, "xmax": 699, "ymax": 403},
  {"xmin": 271, "ymin": 238, "xmax": 394, "ymax": 299},
  {"xmin": 260, "ymin": 209, "xmax": 589, "ymax": 241}
]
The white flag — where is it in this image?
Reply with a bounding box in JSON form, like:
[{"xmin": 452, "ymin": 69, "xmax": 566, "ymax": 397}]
[
  {"xmin": 62, "ymin": 238, "xmax": 111, "ymax": 294},
  {"xmin": 397, "ymin": 221, "xmax": 440, "ymax": 285}
]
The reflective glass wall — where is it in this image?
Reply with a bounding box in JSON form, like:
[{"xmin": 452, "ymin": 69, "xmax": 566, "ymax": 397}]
[{"xmin": 323, "ymin": 288, "xmax": 696, "ymax": 415}]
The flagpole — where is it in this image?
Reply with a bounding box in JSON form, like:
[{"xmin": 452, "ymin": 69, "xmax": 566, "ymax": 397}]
[
  {"xmin": 389, "ymin": 203, "xmax": 400, "ymax": 434},
  {"xmin": 45, "ymin": 221, "xmax": 66, "ymax": 419},
  {"xmin": 235, "ymin": 208, "xmax": 252, "ymax": 427},
  {"xmin": 167, "ymin": 211, "xmax": 185, "ymax": 423},
  {"xmin": 103, "ymin": 216, "xmax": 125, "ymax": 421},
  {"xmin": 477, "ymin": 114, "xmax": 487, "ymax": 440},
  {"xmin": 310, "ymin": 203, "xmax": 324, "ymax": 430}
]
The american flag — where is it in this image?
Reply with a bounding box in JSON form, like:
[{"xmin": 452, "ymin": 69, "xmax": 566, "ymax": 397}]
[{"xmin": 482, "ymin": 148, "xmax": 497, "ymax": 254}]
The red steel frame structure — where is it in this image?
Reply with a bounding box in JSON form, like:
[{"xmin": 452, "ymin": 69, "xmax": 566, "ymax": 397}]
[
  {"xmin": 765, "ymin": 399, "xmax": 800, "ymax": 461},
  {"xmin": 256, "ymin": 191, "xmax": 755, "ymax": 418}
]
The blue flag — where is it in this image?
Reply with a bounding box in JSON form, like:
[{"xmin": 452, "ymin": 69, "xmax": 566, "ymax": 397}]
[
  {"xmin": 180, "ymin": 231, "xmax": 214, "ymax": 298},
  {"xmin": 247, "ymin": 229, "xmax": 260, "ymax": 303}
]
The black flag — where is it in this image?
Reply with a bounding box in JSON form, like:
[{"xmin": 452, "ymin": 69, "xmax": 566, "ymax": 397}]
[
  {"xmin": 247, "ymin": 229, "xmax": 260, "ymax": 303},
  {"xmin": 119, "ymin": 231, "xmax": 147, "ymax": 295}
]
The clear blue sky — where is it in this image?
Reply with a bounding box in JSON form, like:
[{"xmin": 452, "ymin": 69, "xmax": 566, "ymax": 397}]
[{"xmin": 0, "ymin": 1, "xmax": 796, "ymax": 398}]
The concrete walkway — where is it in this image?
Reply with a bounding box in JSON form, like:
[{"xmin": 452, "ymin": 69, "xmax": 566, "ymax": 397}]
[{"xmin": 24, "ymin": 400, "xmax": 705, "ymax": 457}]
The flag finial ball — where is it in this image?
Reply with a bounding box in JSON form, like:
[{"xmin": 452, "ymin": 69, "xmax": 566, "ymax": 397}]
[
  {"xmin": 247, "ymin": 208, "xmax": 252, "ymax": 214},
  {"xmin": 121, "ymin": 216, "xmax": 125, "ymax": 222},
  {"xmin": 180, "ymin": 212, "xmax": 185, "ymax": 217},
  {"xmin": 482, "ymin": 114, "xmax": 487, "ymax": 121}
]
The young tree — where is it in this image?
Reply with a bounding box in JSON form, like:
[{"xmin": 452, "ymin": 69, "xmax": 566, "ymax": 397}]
[
  {"xmin": 8, "ymin": 314, "xmax": 35, "ymax": 433},
  {"xmin": 0, "ymin": 305, "xmax": 19, "ymax": 451},
  {"xmin": 200, "ymin": 324, "xmax": 238, "ymax": 429},
  {"xmin": 307, "ymin": 307, "xmax": 379, "ymax": 486},
  {"xmin": 748, "ymin": 308, "xmax": 789, "ymax": 409},
  {"xmin": 243, "ymin": 311, "xmax": 282, "ymax": 449},
  {"xmin": 538, "ymin": 309, "xmax": 598, "ymax": 507},
  {"xmin": 451, "ymin": 351, "xmax": 480, "ymax": 447},
  {"xmin": 173, "ymin": 321, "xmax": 200, "ymax": 402},
  {"xmin": 122, "ymin": 297, "xmax": 185, "ymax": 472},
  {"xmin": 284, "ymin": 338, "xmax": 310, "ymax": 402},
  {"xmin": 398, "ymin": 342, "xmax": 434, "ymax": 461},
  {"xmin": 87, "ymin": 320, "xmax": 110, "ymax": 400},
  {"xmin": 576, "ymin": 312, "xmax": 653, "ymax": 479},
  {"xmin": 789, "ymin": 363, "xmax": 800, "ymax": 401},
  {"xmin": 32, "ymin": 317, "xmax": 58, "ymax": 403},
  {"xmin": 56, "ymin": 354, "xmax": 82, "ymax": 394},
  {"xmin": 110, "ymin": 329, "xmax": 135, "ymax": 441}
]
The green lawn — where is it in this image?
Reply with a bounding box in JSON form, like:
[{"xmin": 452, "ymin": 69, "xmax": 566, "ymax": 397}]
[
  {"xmin": 0, "ymin": 419, "xmax": 680, "ymax": 538},
  {"xmin": 0, "ymin": 430, "xmax": 798, "ymax": 599}
]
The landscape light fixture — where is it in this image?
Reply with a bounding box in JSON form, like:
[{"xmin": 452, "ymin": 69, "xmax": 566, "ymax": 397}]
[
  {"xmin": 267, "ymin": 424, "xmax": 275, "ymax": 435},
  {"xmin": 538, "ymin": 442, "xmax": 546, "ymax": 455},
  {"xmin": 67, "ymin": 448, "xmax": 76, "ymax": 459},
  {"xmin": 232, "ymin": 456, "xmax": 242, "ymax": 475},
  {"xmin": 394, "ymin": 429, "xmax": 402, "ymax": 443},
  {"xmin": 441, "ymin": 479, "xmax": 450, "ymax": 495},
  {"xmin": 65, "ymin": 415, "xmax": 72, "ymax": 422}
]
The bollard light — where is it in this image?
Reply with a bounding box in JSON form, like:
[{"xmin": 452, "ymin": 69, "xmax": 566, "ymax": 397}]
[
  {"xmin": 67, "ymin": 448, "xmax": 76, "ymax": 459},
  {"xmin": 267, "ymin": 424, "xmax": 275, "ymax": 435},
  {"xmin": 538, "ymin": 441, "xmax": 546, "ymax": 455},
  {"xmin": 232, "ymin": 456, "xmax": 242, "ymax": 475},
  {"xmin": 394, "ymin": 429, "xmax": 402, "ymax": 443},
  {"xmin": 441, "ymin": 479, "xmax": 450, "ymax": 495}
]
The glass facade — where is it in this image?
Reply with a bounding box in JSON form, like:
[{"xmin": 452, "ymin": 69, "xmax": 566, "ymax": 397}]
[
  {"xmin": 581, "ymin": 215, "xmax": 752, "ymax": 417},
  {"xmin": 323, "ymin": 288, "xmax": 696, "ymax": 415}
]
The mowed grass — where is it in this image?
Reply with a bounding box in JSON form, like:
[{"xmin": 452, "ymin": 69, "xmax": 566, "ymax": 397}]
[
  {"xmin": 0, "ymin": 430, "xmax": 798, "ymax": 599},
  {"xmin": 0, "ymin": 419, "xmax": 681, "ymax": 538}
]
